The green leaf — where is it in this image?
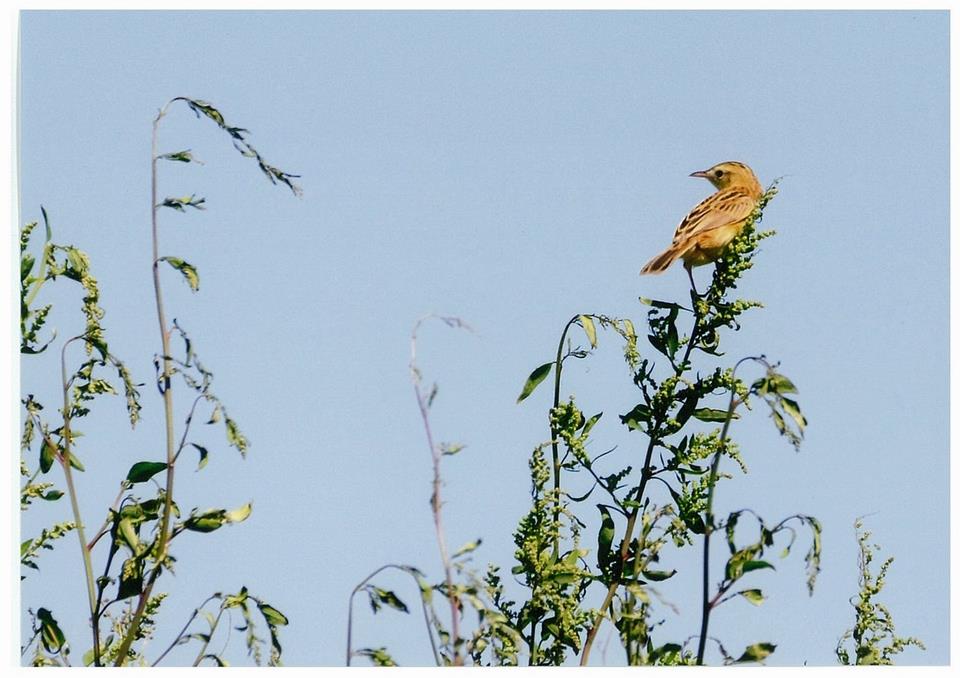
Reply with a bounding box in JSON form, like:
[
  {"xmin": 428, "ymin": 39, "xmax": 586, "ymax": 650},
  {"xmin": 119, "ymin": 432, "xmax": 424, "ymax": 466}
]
[
  {"xmin": 734, "ymin": 642, "xmax": 776, "ymax": 664},
  {"xmin": 257, "ymin": 603, "xmax": 289, "ymax": 627},
  {"xmin": 117, "ymin": 517, "xmax": 142, "ymax": 553},
  {"xmin": 40, "ymin": 438, "xmax": 56, "ymax": 473},
  {"xmin": 739, "ymin": 589, "xmax": 765, "ymax": 605},
  {"xmin": 440, "ymin": 442, "xmax": 465, "ymax": 456},
  {"xmin": 579, "ymin": 315, "xmax": 598, "ymax": 348},
  {"xmin": 692, "ymin": 407, "xmax": 739, "ymax": 423},
  {"xmin": 369, "ymin": 587, "xmax": 409, "ymax": 614},
  {"xmin": 743, "ymin": 560, "xmax": 775, "ymax": 574},
  {"xmin": 356, "ymin": 647, "xmax": 397, "ymax": 667},
  {"xmin": 516, "ymin": 362, "xmax": 553, "ymax": 403},
  {"xmin": 117, "ymin": 557, "xmax": 144, "ymax": 600},
  {"xmin": 21, "ymin": 253, "xmax": 35, "ymax": 281},
  {"xmin": 781, "ymin": 396, "xmax": 807, "ymax": 432},
  {"xmin": 158, "ymin": 149, "xmax": 197, "ymax": 163},
  {"xmin": 160, "ymin": 194, "xmax": 206, "ymax": 212},
  {"xmin": 224, "ymin": 502, "xmax": 253, "ymax": 523},
  {"xmin": 581, "ymin": 411, "xmax": 603, "ymax": 436},
  {"xmin": 639, "ymin": 296, "xmax": 684, "ymax": 310},
  {"xmin": 159, "ymin": 256, "xmax": 200, "ymax": 292},
  {"xmin": 642, "ymin": 568, "xmax": 677, "ymax": 582},
  {"xmin": 621, "ymin": 403, "xmax": 651, "ymax": 431},
  {"xmin": 183, "ymin": 504, "xmax": 251, "ymax": 533},
  {"xmin": 597, "ymin": 505, "xmax": 616, "ymax": 572},
  {"xmin": 125, "ymin": 461, "xmax": 168, "ymax": 484},
  {"xmin": 37, "ymin": 607, "xmax": 66, "ymax": 653},
  {"xmin": 225, "ymin": 416, "xmax": 248, "ymax": 454},
  {"xmin": 452, "ymin": 538, "xmax": 482, "ymax": 558},
  {"xmin": 66, "ymin": 451, "xmax": 85, "ymax": 472},
  {"xmin": 191, "ymin": 442, "xmax": 210, "ymax": 470}
]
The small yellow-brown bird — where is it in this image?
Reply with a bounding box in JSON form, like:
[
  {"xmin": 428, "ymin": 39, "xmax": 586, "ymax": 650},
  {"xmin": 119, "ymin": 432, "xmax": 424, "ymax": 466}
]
[{"xmin": 640, "ymin": 161, "xmax": 763, "ymax": 288}]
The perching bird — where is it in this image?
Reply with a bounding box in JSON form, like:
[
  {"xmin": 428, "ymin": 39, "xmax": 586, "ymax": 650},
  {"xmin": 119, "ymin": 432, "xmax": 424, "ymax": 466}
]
[{"xmin": 640, "ymin": 161, "xmax": 763, "ymax": 290}]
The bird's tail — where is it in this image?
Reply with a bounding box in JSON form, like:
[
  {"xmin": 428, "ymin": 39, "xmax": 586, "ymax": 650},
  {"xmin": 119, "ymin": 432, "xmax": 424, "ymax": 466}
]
[{"xmin": 640, "ymin": 246, "xmax": 680, "ymax": 275}]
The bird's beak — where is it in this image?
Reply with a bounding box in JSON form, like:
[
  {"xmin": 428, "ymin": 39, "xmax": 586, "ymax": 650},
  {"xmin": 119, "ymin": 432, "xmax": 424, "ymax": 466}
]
[{"xmin": 689, "ymin": 170, "xmax": 710, "ymax": 178}]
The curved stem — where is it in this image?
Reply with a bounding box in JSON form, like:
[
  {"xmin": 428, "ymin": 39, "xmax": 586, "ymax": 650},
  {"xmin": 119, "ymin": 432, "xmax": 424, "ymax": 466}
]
[
  {"xmin": 580, "ymin": 288, "xmax": 704, "ymax": 666},
  {"xmin": 549, "ymin": 316, "xmax": 579, "ymax": 561},
  {"xmin": 57, "ymin": 336, "xmax": 99, "ymax": 663},
  {"xmin": 151, "ymin": 594, "xmax": 218, "ymax": 666},
  {"xmin": 192, "ymin": 606, "xmax": 226, "ymax": 666},
  {"xmin": 346, "ymin": 564, "xmax": 439, "ymax": 667},
  {"xmin": 410, "ymin": 316, "xmax": 462, "ymax": 665},
  {"xmin": 695, "ymin": 355, "xmax": 763, "ymax": 665},
  {"xmin": 114, "ymin": 100, "xmax": 176, "ymax": 665}
]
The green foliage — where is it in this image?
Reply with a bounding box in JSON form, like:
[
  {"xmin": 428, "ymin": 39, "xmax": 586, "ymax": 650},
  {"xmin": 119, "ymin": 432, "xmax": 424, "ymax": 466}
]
[
  {"xmin": 158, "ymin": 256, "xmax": 199, "ymax": 292},
  {"xmin": 20, "ymin": 96, "xmax": 295, "ymax": 667},
  {"xmin": 175, "ymin": 97, "xmax": 303, "ymax": 196},
  {"xmin": 505, "ymin": 444, "xmax": 591, "ymax": 665},
  {"xmin": 20, "ymin": 522, "xmax": 76, "ymax": 575},
  {"xmin": 508, "ymin": 182, "xmax": 821, "ymax": 666},
  {"xmin": 836, "ymin": 520, "xmax": 925, "ymax": 665}
]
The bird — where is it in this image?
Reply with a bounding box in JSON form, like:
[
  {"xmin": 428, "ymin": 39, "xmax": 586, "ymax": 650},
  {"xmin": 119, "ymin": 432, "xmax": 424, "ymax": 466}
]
[{"xmin": 640, "ymin": 161, "xmax": 763, "ymax": 291}]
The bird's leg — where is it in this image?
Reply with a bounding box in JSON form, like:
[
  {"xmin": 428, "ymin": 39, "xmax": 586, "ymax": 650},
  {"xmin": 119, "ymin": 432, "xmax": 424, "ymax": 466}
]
[{"xmin": 685, "ymin": 263, "xmax": 700, "ymax": 298}]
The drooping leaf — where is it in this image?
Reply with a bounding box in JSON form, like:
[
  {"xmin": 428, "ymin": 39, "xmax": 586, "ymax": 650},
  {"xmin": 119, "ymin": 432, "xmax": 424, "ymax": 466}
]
[
  {"xmin": 125, "ymin": 461, "xmax": 168, "ymax": 484},
  {"xmin": 191, "ymin": 442, "xmax": 210, "ymax": 470},
  {"xmin": 159, "ymin": 256, "xmax": 200, "ymax": 292},
  {"xmin": 368, "ymin": 587, "xmax": 409, "ymax": 614},
  {"xmin": 66, "ymin": 451, "xmax": 85, "ymax": 472},
  {"xmin": 621, "ymin": 403, "xmax": 651, "ymax": 431},
  {"xmin": 642, "ymin": 568, "xmax": 677, "ymax": 582},
  {"xmin": 452, "ymin": 539, "xmax": 482, "ymax": 558},
  {"xmin": 158, "ymin": 149, "xmax": 197, "ymax": 163},
  {"xmin": 597, "ymin": 504, "xmax": 616, "ymax": 573},
  {"xmin": 692, "ymin": 407, "xmax": 739, "ymax": 423},
  {"xmin": 183, "ymin": 503, "xmax": 251, "ymax": 533},
  {"xmin": 257, "ymin": 603, "xmax": 289, "ymax": 628},
  {"xmin": 224, "ymin": 503, "xmax": 253, "ymax": 524},
  {"xmin": 517, "ymin": 362, "xmax": 553, "ymax": 403},
  {"xmin": 39, "ymin": 438, "xmax": 57, "ymax": 473},
  {"xmin": 117, "ymin": 557, "xmax": 144, "ymax": 600},
  {"xmin": 225, "ymin": 416, "xmax": 248, "ymax": 455},
  {"xmin": 734, "ymin": 642, "xmax": 776, "ymax": 664},
  {"xmin": 37, "ymin": 608, "xmax": 66, "ymax": 654},
  {"xmin": 579, "ymin": 315, "xmax": 598, "ymax": 348},
  {"xmin": 739, "ymin": 589, "xmax": 765, "ymax": 606},
  {"xmin": 440, "ymin": 442, "xmax": 465, "ymax": 456}
]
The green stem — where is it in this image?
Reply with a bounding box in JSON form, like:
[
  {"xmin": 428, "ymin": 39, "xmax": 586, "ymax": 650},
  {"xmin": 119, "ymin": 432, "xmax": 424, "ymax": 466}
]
[
  {"xmin": 695, "ymin": 355, "xmax": 758, "ymax": 665},
  {"xmin": 114, "ymin": 100, "xmax": 176, "ymax": 666},
  {"xmin": 410, "ymin": 317, "xmax": 462, "ymax": 666},
  {"xmin": 58, "ymin": 337, "xmax": 99, "ymax": 663},
  {"xmin": 152, "ymin": 595, "xmax": 216, "ymax": 666},
  {"xmin": 580, "ymin": 292, "xmax": 703, "ymax": 666},
  {"xmin": 346, "ymin": 564, "xmax": 439, "ymax": 667},
  {"xmin": 550, "ymin": 316, "xmax": 579, "ymax": 560}
]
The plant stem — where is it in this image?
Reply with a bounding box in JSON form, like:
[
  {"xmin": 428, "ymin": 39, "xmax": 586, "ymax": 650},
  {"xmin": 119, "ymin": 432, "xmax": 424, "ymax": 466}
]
[
  {"xmin": 346, "ymin": 564, "xmax": 440, "ymax": 667},
  {"xmin": 151, "ymin": 595, "xmax": 216, "ymax": 666},
  {"xmin": 580, "ymin": 293, "xmax": 703, "ymax": 666},
  {"xmin": 114, "ymin": 101, "xmax": 176, "ymax": 666},
  {"xmin": 190, "ymin": 605, "xmax": 226, "ymax": 666},
  {"xmin": 58, "ymin": 336, "xmax": 99, "ymax": 663},
  {"xmin": 550, "ymin": 315, "xmax": 579, "ymax": 561},
  {"xmin": 410, "ymin": 318, "xmax": 462, "ymax": 665},
  {"xmin": 695, "ymin": 355, "xmax": 759, "ymax": 665}
]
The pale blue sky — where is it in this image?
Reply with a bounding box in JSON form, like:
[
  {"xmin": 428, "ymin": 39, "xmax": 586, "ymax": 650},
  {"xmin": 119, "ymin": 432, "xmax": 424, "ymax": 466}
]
[{"xmin": 17, "ymin": 10, "xmax": 948, "ymax": 666}]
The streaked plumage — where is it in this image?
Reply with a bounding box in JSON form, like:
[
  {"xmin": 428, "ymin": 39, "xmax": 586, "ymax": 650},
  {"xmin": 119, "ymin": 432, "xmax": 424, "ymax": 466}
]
[{"xmin": 640, "ymin": 161, "xmax": 763, "ymax": 277}]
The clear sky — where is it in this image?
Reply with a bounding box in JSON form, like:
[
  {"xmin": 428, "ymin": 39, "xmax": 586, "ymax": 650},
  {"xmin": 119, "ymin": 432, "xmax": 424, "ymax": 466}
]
[{"xmin": 16, "ymin": 9, "xmax": 948, "ymax": 667}]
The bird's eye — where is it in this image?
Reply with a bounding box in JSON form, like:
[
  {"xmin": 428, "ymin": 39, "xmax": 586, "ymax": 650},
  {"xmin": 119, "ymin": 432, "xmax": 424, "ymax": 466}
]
[{"xmin": 715, "ymin": 170, "xmax": 725, "ymax": 178}]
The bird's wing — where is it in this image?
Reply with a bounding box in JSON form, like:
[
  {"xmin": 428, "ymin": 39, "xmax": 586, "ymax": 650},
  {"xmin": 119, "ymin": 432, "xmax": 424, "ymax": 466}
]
[{"xmin": 671, "ymin": 188, "xmax": 758, "ymax": 244}]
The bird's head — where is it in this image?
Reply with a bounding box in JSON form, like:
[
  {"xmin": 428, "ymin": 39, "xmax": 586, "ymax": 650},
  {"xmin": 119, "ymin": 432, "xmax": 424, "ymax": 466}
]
[{"xmin": 691, "ymin": 161, "xmax": 761, "ymax": 196}]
